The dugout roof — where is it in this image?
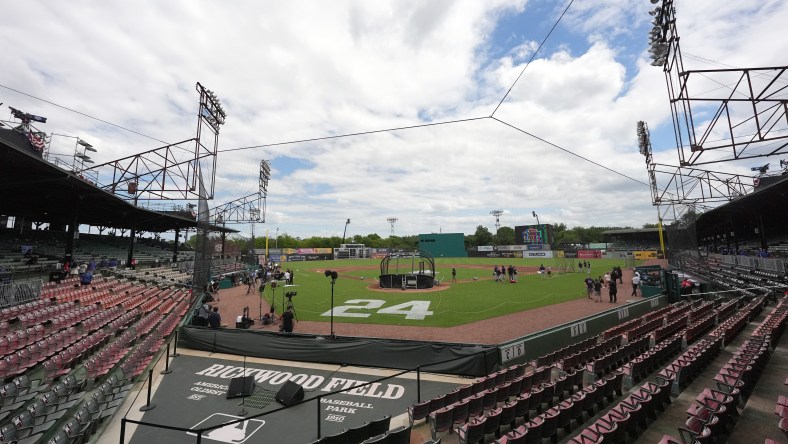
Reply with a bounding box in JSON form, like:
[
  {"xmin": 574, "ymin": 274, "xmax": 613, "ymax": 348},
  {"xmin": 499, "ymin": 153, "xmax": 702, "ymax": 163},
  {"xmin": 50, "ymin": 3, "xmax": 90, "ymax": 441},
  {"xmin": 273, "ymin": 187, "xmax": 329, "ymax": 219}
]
[{"xmin": 0, "ymin": 128, "xmax": 235, "ymax": 234}]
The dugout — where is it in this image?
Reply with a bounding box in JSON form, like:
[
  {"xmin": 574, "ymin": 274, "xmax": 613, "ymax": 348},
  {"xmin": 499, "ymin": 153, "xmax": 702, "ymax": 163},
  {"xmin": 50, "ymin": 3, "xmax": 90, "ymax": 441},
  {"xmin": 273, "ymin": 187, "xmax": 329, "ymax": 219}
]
[{"xmin": 418, "ymin": 233, "xmax": 467, "ymax": 258}]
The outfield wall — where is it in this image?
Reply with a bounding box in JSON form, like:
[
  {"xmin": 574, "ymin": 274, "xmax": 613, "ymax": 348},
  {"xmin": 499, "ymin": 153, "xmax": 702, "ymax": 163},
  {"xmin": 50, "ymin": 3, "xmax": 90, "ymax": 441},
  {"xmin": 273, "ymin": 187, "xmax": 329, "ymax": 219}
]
[
  {"xmin": 418, "ymin": 233, "xmax": 467, "ymax": 258},
  {"xmin": 498, "ymin": 295, "xmax": 668, "ymax": 365}
]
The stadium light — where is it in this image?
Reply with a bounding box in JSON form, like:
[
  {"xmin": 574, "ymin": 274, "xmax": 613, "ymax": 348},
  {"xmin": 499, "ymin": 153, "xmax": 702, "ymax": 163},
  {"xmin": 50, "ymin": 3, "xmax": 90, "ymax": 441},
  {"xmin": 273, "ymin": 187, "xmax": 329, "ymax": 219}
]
[{"xmin": 532, "ymin": 211, "xmax": 540, "ymax": 226}]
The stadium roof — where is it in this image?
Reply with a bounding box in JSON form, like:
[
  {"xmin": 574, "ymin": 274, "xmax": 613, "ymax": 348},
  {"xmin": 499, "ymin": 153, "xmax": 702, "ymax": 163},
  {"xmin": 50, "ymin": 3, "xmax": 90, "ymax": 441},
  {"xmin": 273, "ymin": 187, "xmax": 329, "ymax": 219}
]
[
  {"xmin": 696, "ymin": 174, "xmax": 788, "ymax": 226},
  {"xmin": 0, "ymin": 128, "xmax": 236, "ymax": 234}
]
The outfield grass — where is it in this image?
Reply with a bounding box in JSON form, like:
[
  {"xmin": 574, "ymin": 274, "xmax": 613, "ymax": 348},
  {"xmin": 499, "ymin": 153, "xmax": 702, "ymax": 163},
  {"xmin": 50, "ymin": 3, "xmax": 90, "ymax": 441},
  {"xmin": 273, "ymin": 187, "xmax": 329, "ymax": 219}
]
[{"xmin": 260, "ymin": 257, "xmax": 635, "ymax": 328}]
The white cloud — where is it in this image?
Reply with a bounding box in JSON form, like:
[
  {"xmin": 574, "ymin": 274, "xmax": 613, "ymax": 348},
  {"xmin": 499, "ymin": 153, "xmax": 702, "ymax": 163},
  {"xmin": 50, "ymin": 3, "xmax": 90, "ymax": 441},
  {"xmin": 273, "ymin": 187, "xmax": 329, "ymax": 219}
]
[{"xmin": 1, "ymin": 0, "xmax": 786, "ymax": 239}]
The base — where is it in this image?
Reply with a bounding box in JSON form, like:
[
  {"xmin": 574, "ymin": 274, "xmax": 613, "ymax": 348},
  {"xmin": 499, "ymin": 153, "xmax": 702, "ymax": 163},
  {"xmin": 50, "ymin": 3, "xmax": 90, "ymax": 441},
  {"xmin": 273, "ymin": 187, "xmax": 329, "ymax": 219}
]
[{"xmin": 139, "ymin": 403, "xmax": 156, "ymax": 412}]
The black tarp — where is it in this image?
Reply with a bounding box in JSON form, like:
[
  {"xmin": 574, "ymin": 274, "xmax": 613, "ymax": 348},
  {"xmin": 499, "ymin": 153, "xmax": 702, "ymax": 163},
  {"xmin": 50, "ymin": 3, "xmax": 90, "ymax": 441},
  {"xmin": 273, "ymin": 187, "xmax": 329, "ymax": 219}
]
[{"xmin": 179, "ymin": 326, "xmax": 497, "ymax": 377}]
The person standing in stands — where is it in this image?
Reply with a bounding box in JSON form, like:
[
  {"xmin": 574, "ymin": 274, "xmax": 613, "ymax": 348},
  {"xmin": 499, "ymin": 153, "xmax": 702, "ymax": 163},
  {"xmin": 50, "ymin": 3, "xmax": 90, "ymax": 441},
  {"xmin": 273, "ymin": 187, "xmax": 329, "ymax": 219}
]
[{"xmin": 207, "ymin": 307, "xmax": 221, "ymax": 329}]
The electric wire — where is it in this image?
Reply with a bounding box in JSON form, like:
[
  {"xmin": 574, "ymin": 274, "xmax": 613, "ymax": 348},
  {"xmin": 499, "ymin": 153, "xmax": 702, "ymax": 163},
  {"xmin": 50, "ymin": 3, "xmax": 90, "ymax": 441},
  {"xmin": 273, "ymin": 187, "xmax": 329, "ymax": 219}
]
[
  {"xmin": 0, "ymin": 83, "xmax": 172, "ymax": 146},
  {"xmin": 491, "ymin": 117, "xmax": 651, "ymax": 187},
  {"xmin": 216, "ymin": 116, "xmax": 491, "ymax": 153},
  {"xmin": 490, "ymin": 0, "xmax": 575, "ymax": 117}
]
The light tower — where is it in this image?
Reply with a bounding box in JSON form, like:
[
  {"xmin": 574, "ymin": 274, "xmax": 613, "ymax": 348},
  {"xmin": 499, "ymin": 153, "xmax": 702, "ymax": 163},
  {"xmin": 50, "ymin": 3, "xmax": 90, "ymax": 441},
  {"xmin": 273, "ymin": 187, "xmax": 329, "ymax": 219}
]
[
  {"xmin": 490, "ymin": 210, "xmax": 503, "ymax": 241},
  {"xmin": 387, "ymin": 217, "xmax": 398, "ymax": 236}
]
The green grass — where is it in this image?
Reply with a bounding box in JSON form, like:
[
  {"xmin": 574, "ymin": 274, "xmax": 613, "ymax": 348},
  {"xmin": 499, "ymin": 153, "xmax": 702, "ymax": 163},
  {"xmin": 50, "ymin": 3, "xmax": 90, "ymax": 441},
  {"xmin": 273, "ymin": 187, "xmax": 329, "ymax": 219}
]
[{"xmin": 261, "ymin": 257, "xmax": 634, "ymax": 328}]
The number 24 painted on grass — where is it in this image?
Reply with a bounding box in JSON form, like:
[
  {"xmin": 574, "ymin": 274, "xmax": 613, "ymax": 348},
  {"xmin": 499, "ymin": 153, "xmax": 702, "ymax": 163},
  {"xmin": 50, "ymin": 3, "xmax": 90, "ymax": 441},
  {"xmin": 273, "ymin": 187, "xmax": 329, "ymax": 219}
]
[{"xmin": 322, "ymin": 299, "xmax": 433, "ymax": 320}]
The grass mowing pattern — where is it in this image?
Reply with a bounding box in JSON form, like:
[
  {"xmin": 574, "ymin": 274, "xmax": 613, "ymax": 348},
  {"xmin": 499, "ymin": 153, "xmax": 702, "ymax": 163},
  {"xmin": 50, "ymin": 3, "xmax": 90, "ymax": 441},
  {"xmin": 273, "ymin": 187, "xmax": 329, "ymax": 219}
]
[{"xmin": 258, "ymin": 258, "xmax": 635, "ymax": 328}]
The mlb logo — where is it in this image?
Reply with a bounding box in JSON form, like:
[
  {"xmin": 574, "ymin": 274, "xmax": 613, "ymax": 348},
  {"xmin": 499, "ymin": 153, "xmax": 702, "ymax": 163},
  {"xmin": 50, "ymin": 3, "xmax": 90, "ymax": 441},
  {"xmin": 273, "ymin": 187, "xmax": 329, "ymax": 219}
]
[{"xmin": 188, "ymin": 414, "xmax": 265, "ymax": 443}]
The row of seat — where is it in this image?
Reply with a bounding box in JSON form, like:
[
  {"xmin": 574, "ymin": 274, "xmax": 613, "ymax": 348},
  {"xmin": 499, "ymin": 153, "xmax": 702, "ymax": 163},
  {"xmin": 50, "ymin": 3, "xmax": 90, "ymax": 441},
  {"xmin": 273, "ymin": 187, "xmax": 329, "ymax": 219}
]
[
  {"xmin": 429, "ymin": 373, "xmax": 566, "ymax": 441},
  {"xmin": 0, "ymin": 374, "xmax": 84, "ymax": 443},
  {"xmin": 49, "ymin": 305, "xmax": 101, "ymax": 332},
  {"xmin": 585, "ymin": 336, "xmax": 650, "ymax": 379},
  {"xmin": 408, "ymin": 365, "xmax": 551, "ymax": 426},
  {"xmin": 657, "ymin": 335, "xmax": 723, "ymax": 397},
  {"xmin": 357, "ymin": 425, "xmax": 412, "ymax": 444},
  {"xmin": 496, "ymin": 371, "xmax": 625, "ymax": 443},
  {"xmin": 556, "ymin": 336, "xmax": 623, "ymax": 372},
  {"xmin": 571, "ymin": 377, "xmax": 672, "ymax": 443},
  {"xmin": 660, "ymin": 298, "xmax": 782, "ymax": 443},
  {"xmin": 43, "ymin": 372, "xmax": 132, "ymax": 444},
  {"xmin": 683, "ymin": 312, "xmax": 716, "ymax": 344},
  {"xmin": 43, "ymin": 328, "xmax": 111, "ymax": 382},
  {"xmin": 454, "ymin": 403, "xmax": 515, "ymax": 444},
  {"xmin": 311, "ymin": 414, "xmax": 391, "ymax": 444},
  {"xmin": 535, "ymin": 336, "xmax": 599, "ymax": 368},
  {"xmin": 622, "ymin": 316, "xmax": 663, "ymax": 343},
  {"xmin": 715, "ymin": 297, "xmax": 741, "ymax": 322},
  {"xmin": 0, "ymin": 300, "xmax": 51, "ymax": 323},
  {"xmin": 651, "ymin": 312, "xmax": 689, "ymax": 344},
  {"xmin": 622, "ymin": 333, "xmax": 683, "ymax": 390},
  {"xmin": 708, "ymin": 297, "xmax": 765, "ymax": 346},
  {"xmin": 688, "ymin": 301, "xmax": 714, "ymax": 323}
]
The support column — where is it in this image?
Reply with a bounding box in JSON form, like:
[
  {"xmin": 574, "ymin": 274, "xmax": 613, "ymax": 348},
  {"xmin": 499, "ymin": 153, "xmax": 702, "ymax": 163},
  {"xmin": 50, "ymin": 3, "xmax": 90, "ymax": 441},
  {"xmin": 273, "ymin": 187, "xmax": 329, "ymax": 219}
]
[
  {"xmin": 757, "ymin": 214, "xmax": 768, "ymax": 250},
  {"xmin": 127, "ymin": 221, "xmax": 136, "ymax": 268},
  {"xmin": 173, "ymin": 227, "xmax": 180, "ymax": 263},
  {"xmin": 64, "ymin": 208, "xmax": 79, "ymax": 266},
  {"xmin": 221, "ymin": 231, "xmax": 227, "ymax": 260}
]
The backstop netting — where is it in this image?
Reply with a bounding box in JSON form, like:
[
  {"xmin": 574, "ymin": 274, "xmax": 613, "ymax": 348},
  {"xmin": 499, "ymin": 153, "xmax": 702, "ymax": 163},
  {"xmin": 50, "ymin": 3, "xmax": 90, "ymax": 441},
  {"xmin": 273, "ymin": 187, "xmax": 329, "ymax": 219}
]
[{"xmin": 193, "ymin": 167, "xmax": 212, "ymax": 301}]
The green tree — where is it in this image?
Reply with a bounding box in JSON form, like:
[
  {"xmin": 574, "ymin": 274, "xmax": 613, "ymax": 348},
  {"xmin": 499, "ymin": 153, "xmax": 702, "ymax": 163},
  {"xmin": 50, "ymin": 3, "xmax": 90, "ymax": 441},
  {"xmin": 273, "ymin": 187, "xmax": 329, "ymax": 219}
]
[
  {"xmin": 497, "ymin": 226, "xmax": 515, "ymax": 245},
  {"xmin": 473, "ymin": 225, "xmax": 494, "ymax": 247}
]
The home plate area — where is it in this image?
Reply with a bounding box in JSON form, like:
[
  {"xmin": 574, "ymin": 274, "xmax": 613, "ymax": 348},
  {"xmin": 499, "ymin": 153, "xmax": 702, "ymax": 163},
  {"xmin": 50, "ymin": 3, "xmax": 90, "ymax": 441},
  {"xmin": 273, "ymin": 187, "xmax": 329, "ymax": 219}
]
[{"xmin": 128, "ymin": 355, "xmax": 459, "ymax": 443}]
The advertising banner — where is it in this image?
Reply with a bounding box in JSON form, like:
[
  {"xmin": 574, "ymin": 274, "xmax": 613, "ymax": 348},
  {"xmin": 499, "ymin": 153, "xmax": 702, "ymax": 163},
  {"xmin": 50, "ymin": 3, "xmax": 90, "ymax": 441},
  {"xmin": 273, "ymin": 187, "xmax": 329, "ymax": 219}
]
[
  {"xmin": 578, "ymin": 250, "xmax": 602, "ymax": 259},
  {"xmin": 527, "ymin": 244, "xmax": 549, "ymax": 250},
  {"xmin": 294, "ymin": 247, "xmax": 333, "ymax": 254},
  {"xmin": 634, "ymin": 250, "xmax": 658, "ymax": 259},
  {"xmin": 467, "ymin": 250, "xmax": 523, "ymax": 258},
  {"xmin": 477, "ymin": 246, "xmax": 494, "ymax": 252},
  {"xmin": 524, "ymin": 251, "xmax": 553, "ymax": 259},
  {"xmin": 497, "ymin": 245, "xmax": 527, "ymax": 251},
  {"xmin": 286, "ymin": 253, "xmax": 333, "ymax": 262}
]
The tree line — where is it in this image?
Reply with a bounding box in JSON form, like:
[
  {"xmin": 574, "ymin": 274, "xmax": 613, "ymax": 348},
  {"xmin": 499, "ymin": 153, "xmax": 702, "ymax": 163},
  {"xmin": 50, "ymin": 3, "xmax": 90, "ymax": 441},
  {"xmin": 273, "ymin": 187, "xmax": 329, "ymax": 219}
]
[{"xmin": 187, "ymin": 222, "xmax": 660, "ymax": 251}]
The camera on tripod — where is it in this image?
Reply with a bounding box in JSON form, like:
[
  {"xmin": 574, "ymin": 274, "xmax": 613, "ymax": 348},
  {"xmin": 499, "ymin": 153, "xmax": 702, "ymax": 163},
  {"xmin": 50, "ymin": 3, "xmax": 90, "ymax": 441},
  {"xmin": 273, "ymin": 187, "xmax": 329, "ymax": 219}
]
[{"xmin": 285, "ymin": 291, "xmax": 297, "ymax": 299}]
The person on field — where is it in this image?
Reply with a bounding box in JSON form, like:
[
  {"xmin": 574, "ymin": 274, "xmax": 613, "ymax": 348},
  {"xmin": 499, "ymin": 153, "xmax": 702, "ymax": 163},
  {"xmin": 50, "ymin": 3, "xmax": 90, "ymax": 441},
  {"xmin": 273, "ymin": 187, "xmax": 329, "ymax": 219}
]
[
  {"xmin": 451, "ymin": 267, "xmax": 457, "ymax": 283},
  {"xmin": 593, "ymin": 278, "xmax": 603, "ymax": 302},
  {"xmin": 632, "ymin": 274, "xmax": 640, "ymax": 296},
  {"xmin": 609, "ymin": 279, "xmax": 618, "ymax": 303},
  {"xmin": 585, "ymin": 276, "xmax": 595, "ymax": 299}
]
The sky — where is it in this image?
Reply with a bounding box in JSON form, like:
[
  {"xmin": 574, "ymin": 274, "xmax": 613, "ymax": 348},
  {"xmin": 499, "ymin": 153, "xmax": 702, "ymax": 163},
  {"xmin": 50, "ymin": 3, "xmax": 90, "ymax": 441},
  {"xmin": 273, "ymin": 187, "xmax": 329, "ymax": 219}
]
[{"xmin": 2, "ymin": 0, "xmax": 787, "ymax": 241}]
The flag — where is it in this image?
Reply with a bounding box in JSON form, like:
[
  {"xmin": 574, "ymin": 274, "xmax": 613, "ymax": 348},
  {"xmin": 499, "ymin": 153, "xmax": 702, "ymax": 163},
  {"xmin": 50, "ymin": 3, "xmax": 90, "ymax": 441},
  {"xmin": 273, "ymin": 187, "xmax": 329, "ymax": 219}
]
[{"xmin": 27, "ymin": 131, "xmax": 46, "ymax": 151}]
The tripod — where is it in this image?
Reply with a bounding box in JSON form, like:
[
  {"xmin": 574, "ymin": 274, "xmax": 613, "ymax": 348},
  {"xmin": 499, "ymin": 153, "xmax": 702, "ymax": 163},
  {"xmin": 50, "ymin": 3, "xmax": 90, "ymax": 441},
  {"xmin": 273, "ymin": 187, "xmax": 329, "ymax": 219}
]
[{"xmin": 285, "ymin": 295, "xmax": 298, "ymax": 321}]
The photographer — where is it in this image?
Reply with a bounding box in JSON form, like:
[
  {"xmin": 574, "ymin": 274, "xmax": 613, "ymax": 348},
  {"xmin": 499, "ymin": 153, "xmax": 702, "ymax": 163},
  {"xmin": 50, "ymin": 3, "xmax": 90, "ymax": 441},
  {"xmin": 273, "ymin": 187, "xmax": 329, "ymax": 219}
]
[{"xmin": 281, "ymin": 306, "xmax": 295, "ymax": 333}]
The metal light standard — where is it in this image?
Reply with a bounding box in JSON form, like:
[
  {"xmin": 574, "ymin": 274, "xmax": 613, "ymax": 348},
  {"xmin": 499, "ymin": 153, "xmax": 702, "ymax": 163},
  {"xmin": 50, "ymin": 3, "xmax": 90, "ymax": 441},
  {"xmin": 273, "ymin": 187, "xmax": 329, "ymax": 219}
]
[
  {"xmin": 341, "ymin": 219, "xmax": 351, "ymax": 244},
  {"xmin": 324, "ymin": 270, "xmax": 338, "ymax": 338},
  {"xmin": 532, "ymin": 211, "xmax": 540, "ymax": 226}
]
